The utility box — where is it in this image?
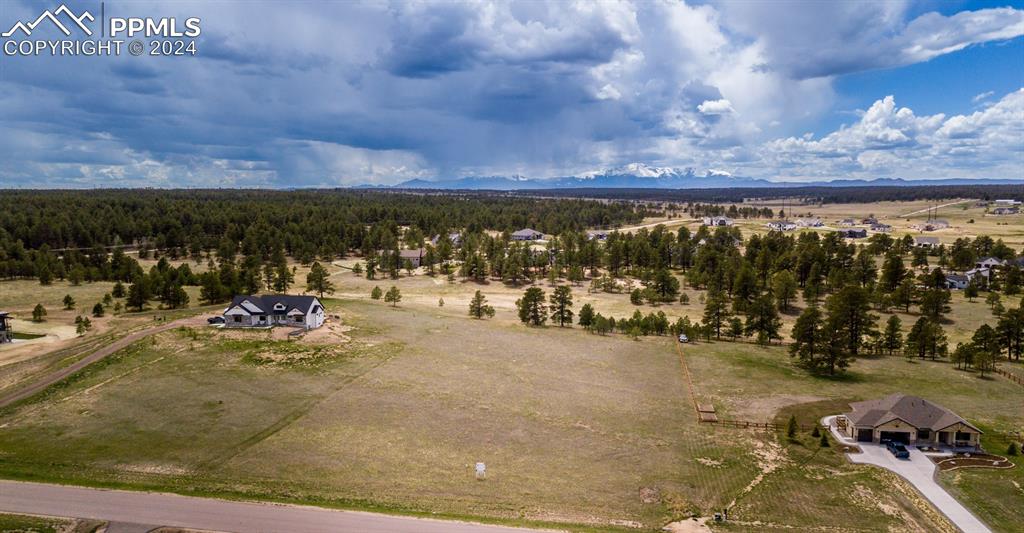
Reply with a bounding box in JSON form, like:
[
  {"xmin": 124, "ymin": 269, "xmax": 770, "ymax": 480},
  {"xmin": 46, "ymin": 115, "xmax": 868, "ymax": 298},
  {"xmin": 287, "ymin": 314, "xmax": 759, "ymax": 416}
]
[{"xmin": 475, "ymin": 462, "xmax": 486, "ymax": 480}]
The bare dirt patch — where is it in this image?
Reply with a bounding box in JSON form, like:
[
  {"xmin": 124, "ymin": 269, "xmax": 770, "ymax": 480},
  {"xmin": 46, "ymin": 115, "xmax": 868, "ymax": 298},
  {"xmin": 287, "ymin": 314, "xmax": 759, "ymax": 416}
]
[{"xmin": 728, "ymin": 394, "xmax": 824, "ymax": 420}]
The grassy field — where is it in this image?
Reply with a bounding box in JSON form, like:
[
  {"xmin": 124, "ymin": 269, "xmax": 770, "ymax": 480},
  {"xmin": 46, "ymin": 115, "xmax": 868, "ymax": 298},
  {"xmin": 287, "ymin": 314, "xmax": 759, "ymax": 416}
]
[{"xmin": 2, "ymin": 290, "xmax": 1018, "ymax": 530}]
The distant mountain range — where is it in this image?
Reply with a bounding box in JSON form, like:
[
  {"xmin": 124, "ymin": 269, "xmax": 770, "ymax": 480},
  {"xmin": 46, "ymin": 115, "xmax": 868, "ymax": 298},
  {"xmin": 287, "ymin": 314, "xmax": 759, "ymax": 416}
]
[{"xmin": 356, "ymin": 164, "xmax": 1023, "ymax": 190}]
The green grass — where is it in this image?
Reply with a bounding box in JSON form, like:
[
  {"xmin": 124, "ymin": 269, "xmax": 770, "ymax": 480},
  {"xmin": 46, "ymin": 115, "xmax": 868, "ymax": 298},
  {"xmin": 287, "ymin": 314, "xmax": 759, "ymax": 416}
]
[{"xmin": 0, "ymin": 513, "xmax": 73, "ymax": 533}]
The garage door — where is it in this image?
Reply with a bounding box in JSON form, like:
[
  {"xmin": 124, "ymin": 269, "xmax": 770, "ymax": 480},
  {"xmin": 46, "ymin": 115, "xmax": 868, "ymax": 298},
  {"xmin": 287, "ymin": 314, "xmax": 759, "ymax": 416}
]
[
  {"xmin": 856, "ymin": 429, "xmax": 874, "ymax": 442},
  {"xmin": 880, "ymin": 431, "xmax": 910, "ymax": 444}
]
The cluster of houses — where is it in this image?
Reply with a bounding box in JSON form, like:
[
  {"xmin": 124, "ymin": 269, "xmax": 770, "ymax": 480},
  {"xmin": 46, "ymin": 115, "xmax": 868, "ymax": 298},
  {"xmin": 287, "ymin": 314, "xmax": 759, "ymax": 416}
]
[{"xmin": 944, "ymin": 256, "xmax": 1019, "ymax": 289}]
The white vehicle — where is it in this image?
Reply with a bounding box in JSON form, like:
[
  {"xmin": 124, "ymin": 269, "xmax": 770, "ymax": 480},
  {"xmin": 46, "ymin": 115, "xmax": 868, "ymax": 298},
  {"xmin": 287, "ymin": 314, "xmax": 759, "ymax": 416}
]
[{"xmin": 678, "ymin": 334, "xmax": 689, "ymax": 343}]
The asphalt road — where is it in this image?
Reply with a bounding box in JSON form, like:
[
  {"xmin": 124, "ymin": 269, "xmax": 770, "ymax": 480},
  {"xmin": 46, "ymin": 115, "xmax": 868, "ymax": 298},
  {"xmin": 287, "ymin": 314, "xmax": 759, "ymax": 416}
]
[
  {"xmin": 0, "ymin": 480, "xmax": 547, "ymax": 533},
  {"xmin": 0, "ymin": 316, "xmax": 203, "ymax": 409}
]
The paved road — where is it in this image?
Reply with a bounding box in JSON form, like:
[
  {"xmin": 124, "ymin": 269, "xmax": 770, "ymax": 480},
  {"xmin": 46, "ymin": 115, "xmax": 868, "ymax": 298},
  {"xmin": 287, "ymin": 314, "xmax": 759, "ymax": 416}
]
[
  {"xmin": 0, "ymin": 317, "xmax": 204, "ymax": 409},
  {"xmin": 0, "ymin": 480, "xmax": 547, "ymax": 533},
  {"xmin": 823, "ymin": 417, "xmax": 991, "ymax": 533}
]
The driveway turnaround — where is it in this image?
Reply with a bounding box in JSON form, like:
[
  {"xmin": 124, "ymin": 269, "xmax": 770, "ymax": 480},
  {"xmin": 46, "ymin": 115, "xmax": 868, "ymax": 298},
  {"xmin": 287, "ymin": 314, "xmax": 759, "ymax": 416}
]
[
  {"xmin": 0, "ymin": 480, "xmax": 547, "ymax": 533},
  {"xmin": 824, "ymin": 416, "xmax": 991, "ymax": 533}
]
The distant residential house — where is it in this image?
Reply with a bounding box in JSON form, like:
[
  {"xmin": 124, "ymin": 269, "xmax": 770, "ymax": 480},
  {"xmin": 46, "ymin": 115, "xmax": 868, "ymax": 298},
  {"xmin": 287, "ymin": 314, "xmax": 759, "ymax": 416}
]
[
  {"xmin": 839, "ymin": 218, "xmax": 857, "ymax": 227},
  {"xmin": 861, "ymin": 217, "xmax": 879, "ymax": 225},
  {"xmin": 1015, "ymin": 257, "xmax": 1024, "ymax": 268},
  {"xmin": 399, "ymin": 248, "xmax": 426, "ymax": 268},
  {"xmin": 945, "ymin": 274, "xmax": 969, "ymax": 290},
  {"xmin": 841, "ymin": 393, "xmax": 982, "ymax": 448},
  {"xmin": 994, "ymin": 199, "xmax": 1022, "ymax": 206},
  {"xmin": 511, "ymin": 228, "xmax": 545, "ymax": 241},
  {"xmin": 701, "ymin": 216, "xmax": 734, "ymax": 227},
  {"xmin": 870, "ymin": 223, "xmax": 892, "ymax": 233},
  {"xmin": 430, "ymin": 232, "xmax": 462, "ymax": 247},
  {"xmin": 966, "ymin": 267, "xmax": 991, "ymax": 282},
  {"xmin": 766, "ymin": 221, "xmax": 797, "ymax": 231},
  {"xmin": 992, "ymin": 207, "xmax": 1020, "ymax": 215},
  {"xmin": 795, "ymin": 218, "xmax": 822, "ymax": 228},
  {"xmin": 0, "ymin": 312, "xmax": 12, "ymax": 344},
  {"xmin": 914, "ymin": 236, "xmax": 940, "ymax": 249},
  {"xmin": 975, "ymin": 257, "xmax": 1006, "ymax": 270},
  {"xmin": 837, "ymin": 228, "xmax": 867, "ymax": 239},
  {"xmin": 223, "ymin": 295, "xmax": 325, "ymax": 330},
  {"xmin": 586, "ymin": 230, "xmax": 610, "ymax": 241}
]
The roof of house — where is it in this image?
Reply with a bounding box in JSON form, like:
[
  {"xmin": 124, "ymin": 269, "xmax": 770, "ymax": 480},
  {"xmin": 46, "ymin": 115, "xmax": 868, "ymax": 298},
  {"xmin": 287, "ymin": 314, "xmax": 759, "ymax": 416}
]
[
  {"xmin": 227, "ymin": 295, "xmax": 320, "ymax": 315},
  {"xmin": 946, "ymin": 274, "xmax": 968, "ymax": 283},
  {"xmin": 512, "ymin": 228, "xmax": 543, "ymax": 237},
  {"xmin": 977, "ymin": 256, "xmax": 1005, "ymax": 264},
  {"xmin": 846, "ymin": 393, "xmax": 981, "ymax": 433},
  {"xmin": 914, "ymin": 236, "xmax": 940, "ymax": 244},
  {"xmin": 399, "ymin": 248, "xmax": 425, "ymax": 259}
]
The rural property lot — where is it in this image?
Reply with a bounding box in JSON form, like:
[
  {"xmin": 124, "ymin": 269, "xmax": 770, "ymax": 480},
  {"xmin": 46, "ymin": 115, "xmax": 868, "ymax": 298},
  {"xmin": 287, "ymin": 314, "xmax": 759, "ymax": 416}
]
[{"xmin": 4, "ymin": 293, "xmax": 1015, "ymax": 531}]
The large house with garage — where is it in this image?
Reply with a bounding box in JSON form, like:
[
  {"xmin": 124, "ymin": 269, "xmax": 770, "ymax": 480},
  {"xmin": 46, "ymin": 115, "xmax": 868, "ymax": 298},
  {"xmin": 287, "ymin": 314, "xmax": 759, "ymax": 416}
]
[
  {"xmin": 223, "ymin": 295, "xmax": 325, "ymax": 330},
  {"xmin": 841, "ymin": 393, "xmax": 982, "ymax": 448}
]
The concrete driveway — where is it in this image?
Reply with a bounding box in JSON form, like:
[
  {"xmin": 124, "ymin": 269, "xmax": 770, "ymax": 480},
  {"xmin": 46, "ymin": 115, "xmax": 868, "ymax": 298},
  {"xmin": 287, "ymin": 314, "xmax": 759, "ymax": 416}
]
[{"xmin": 823, "ymin": 416, "xmax": 991, "ymax": 533}]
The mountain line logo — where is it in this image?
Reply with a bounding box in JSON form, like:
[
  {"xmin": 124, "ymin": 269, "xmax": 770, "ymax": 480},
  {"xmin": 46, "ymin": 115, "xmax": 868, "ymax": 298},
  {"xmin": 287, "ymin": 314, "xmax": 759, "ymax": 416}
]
[{"xmin": 2, "ymin": 4, "xmax": 94, "ymax": 38}]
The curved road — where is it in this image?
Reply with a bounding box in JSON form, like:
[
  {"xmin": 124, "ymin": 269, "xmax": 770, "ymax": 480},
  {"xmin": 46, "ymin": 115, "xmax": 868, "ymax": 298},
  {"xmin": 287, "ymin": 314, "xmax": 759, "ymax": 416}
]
[
  {"xmin": 0, "ymin": 480, "xmax": 544, "ymax": 533},
  {"xmin": 0, "ymin": 317, "xmax": 204, "ymax": 409}
]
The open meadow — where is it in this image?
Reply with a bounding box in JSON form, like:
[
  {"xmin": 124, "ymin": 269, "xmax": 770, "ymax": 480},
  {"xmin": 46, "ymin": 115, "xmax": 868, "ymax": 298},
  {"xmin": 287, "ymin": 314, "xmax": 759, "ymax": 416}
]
[{"xmin": 1, "ymin": 276, "xmax": 1021, "ymax": 530}]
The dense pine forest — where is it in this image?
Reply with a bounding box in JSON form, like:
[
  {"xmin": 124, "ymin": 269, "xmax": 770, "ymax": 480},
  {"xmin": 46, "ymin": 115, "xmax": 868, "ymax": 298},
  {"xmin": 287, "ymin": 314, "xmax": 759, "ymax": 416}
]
[{"xmin": 2, "ymin": 188, "xmax": 1022, "ymax": 375}]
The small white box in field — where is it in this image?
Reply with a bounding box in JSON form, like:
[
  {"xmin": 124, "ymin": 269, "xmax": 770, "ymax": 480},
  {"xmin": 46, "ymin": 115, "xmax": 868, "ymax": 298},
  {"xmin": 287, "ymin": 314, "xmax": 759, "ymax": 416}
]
[{"xmin": 475, "ymin": 462, "xmax": 486, "ymax": 480}]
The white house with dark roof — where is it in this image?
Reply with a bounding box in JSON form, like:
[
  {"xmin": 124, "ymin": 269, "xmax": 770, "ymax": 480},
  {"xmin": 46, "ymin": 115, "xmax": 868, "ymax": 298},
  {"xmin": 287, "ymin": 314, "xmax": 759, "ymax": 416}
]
[
  {"xmin": 841, "ymin": 393, "xmax": 981, "ymax": 448},
  {"xmin": 945, "ymin": 273, "xmax": 969, "ymax": 290},
  {"xmin": 223, "ymin": 295, "xmax": 325, "ymax": 330},
  {"xmin": 914, "ymin": 236, "xmax": 940, "ymax": 248},
  {"xmin": 975, "ymin": 257, "xmax": 1006, "ymax": 270}
]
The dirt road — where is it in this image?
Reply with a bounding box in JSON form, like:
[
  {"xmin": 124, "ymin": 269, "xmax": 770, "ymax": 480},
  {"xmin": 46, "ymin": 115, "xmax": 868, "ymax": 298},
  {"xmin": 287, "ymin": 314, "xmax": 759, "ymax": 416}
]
[
  {"xmin": 899, "ymin": 200, "xmax": 972, "ymax": 218},
  {"xmin": 0, "ymin": 480, "xmax": 545, "ymax": 533},
  {"xmin": 0, "ymin": 316, "xmax": 204, "ymax": 409}
]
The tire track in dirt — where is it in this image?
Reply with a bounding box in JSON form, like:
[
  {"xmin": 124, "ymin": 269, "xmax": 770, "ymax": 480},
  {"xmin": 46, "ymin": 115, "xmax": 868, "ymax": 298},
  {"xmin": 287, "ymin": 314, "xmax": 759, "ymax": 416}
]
[{"xmin": 0, "ymin": 317, "xmax": 204, "ymax": 411}]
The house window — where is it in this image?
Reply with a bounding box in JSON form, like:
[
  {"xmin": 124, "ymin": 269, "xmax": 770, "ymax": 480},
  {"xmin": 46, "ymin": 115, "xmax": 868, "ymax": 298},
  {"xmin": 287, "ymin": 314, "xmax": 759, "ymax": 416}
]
[
  {"xmin": 294, "ymin": 315, "xmax": 303, "ymax": 322},
  {"xmin": 917, "ymin": 429, "xmax": 930, "ymax": 440},
  {"xmin": 955, "ymin": 431, "xmax": 973, "ymax": 441},
  {"xmin": 233, "ymin": 315, "xmax": 241, "ymax": 323}
]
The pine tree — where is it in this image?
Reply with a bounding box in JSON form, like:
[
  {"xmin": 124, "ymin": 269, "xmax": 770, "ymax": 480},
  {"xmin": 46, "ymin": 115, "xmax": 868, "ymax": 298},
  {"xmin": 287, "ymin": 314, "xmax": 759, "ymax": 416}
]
[
  {"xmin": 516, "ymin": 287, "xmax": 547, "ymax": 326},
  {"xmin": 32, "ymin": 303, "xmax": 47, "ymax": 322},
  {"xmin": 62, "ymin": 294, "xmax": 76, "ymax": 310},
  {"xmin": 771, "ymin": 270, "xmax": 798, "ymax": 312},
  {"xmin": 745, "ymin": 293, "xmax": 782, "ymax": 345},
  {"xmin": 305, "ymin": 262, "xmax": 335, "ymax": 298},
  {"xmin": 384, "ymin": 286, "xmax": 402, "ymax": 307},
  {"xmin": 127, "ymin": 277, "xmax": 150, "ymax": 311},
  {"xmin": 549, "ymin": 285, "xmax": 574, "ymax": 326},
  {"xmin": 786, "ymin": 415, "xmax": 798, "ymax": 439},
  {"xmin": 790, "ymin": 305, "xmax": 824, "ymax": 372},
  {"xmin": 371, "ymin": 286, "xmax": 382, "ymax": 300},
  {"xmin": 578, "ymin": 303, "xmax": 595, "ymax": 328},
  {"xmin": 468, "ymin": 290, "xmax": 495, "ymax": 319},
  {"xmin": 702, "ymin": 288, "xmax": 730, "ymax": 339},
  {"xmin": 883, "ymin": 315, "xmax": 903, "ymax": 355},
  {"xmin": 92, "ymin": 302, "xmax": 105, "ymax": 317}
]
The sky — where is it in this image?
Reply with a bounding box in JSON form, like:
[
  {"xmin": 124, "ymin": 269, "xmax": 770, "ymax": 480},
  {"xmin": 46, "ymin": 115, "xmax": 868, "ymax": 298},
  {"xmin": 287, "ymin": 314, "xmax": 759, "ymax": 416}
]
[{"xmin": 0, "ymin": 0, "xmax": 1022, "ymax": 188}]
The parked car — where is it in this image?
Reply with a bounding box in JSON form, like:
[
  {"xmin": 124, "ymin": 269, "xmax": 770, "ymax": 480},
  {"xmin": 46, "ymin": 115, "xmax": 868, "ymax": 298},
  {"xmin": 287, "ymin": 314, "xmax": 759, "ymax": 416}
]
[
  {"xmin": 678, "ymin": 334, "xmax": 689, "ymax": 343},
  {"xmin": 886, "ymin": 441, "xmax": 910, "ymax": 459},
  {"xmin": 207, "ymin": 316, "xmax": 225, "ymax": 324}
]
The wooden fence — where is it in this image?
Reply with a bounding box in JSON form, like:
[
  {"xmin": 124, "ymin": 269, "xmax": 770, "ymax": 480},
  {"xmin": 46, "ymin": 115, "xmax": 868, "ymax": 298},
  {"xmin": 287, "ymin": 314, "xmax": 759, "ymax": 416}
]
[
  {"xmin": 994, "ymin": 367, "xmax": 1024, "ymax": 387},
  {"xmin": 701, "ymin": 418, "xmax": 819, "ymax": 432}
]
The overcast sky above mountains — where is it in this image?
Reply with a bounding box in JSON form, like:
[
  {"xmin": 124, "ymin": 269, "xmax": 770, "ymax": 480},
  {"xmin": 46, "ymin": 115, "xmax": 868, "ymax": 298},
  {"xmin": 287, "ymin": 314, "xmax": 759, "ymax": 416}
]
[{"xmin": 1, "ymin": 0, "xmax": 1022, "ymax": 188}]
